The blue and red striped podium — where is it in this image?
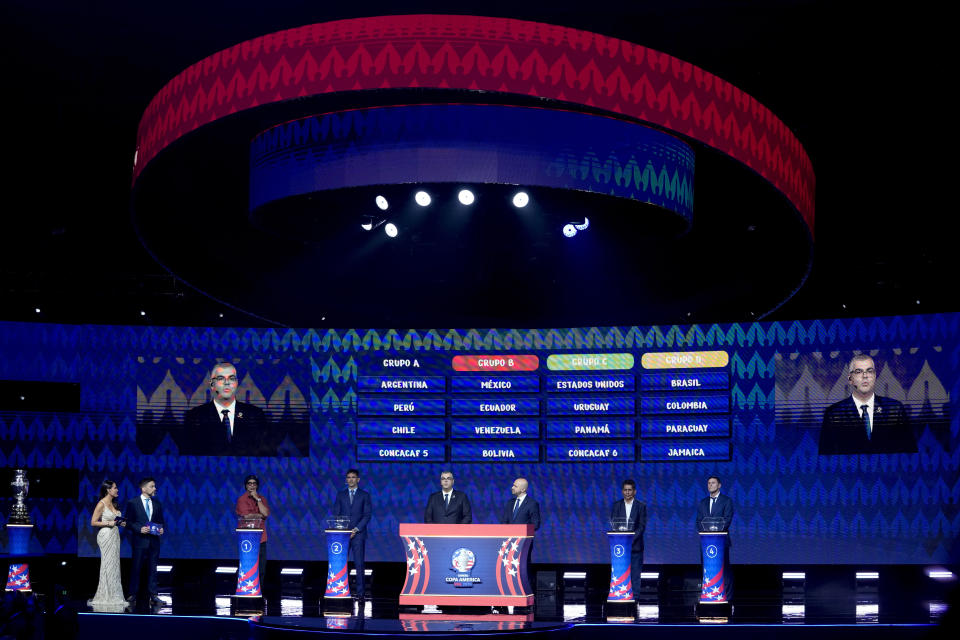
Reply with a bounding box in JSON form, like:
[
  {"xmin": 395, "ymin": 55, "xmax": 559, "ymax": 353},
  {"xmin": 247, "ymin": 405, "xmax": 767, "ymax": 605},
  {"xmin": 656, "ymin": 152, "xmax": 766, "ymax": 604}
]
[{"xmin": 398, "ymin": 524, "xmax": 534, "ymax": 606}]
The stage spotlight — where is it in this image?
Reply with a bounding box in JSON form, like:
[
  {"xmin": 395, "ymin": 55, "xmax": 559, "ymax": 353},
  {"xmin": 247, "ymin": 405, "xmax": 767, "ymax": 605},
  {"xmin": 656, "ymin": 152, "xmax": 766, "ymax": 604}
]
[
  {"xmin": 34, "ymin": 308, "xmax": 41, "ymax": 314},
  {"xmin": 415, "ymin": 191, "xmax": 431, "ymax": 207},
  {"xmin": 140, "ymin": 310, "xmax": 146, "ymax": 317},
  {"xmin": 384, "ymin": 222, "xmax": 398, "ymax": 237},
  {"xmin": 361, "ymin": 216, "xmax": 374, "ymax": 231},
  {"xmin": 375, "ymin": 195, "xmax": 389, "ymax": 211},
  {"xmin": 562, "ymin": 217, "xmax": 590, "ymax": 237},
  {"xmin": 512, "ymin": 191, "xmax": 529, "ymax": 208},
  {"xmin": 458, "ymin": 189, "xmax": 475, "ymax": 205}
]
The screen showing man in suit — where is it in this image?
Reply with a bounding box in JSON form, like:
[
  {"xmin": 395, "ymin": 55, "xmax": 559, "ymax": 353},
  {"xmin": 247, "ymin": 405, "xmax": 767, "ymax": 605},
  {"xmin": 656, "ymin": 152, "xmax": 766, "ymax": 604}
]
[
  {"xmin": 135, "ymin": 359, "xmax": 310, "ymax": 457},
  {"xmin": 424, "ymin": 470, "xmax": 472, "ymax": 524},
  {"xmin": 610, "ymin": 478, "xmax": 646, "ymax": 588},
  {"xmin": 182, "ymin": 362, "xmax": 269, "ymax": 456},
  {"xmin": 818, "ymin": 354, "xmax": 917, "ymax": 455}
]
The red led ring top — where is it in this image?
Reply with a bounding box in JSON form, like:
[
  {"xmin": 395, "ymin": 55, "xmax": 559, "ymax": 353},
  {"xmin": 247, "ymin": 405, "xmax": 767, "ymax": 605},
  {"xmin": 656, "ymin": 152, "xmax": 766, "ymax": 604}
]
[{"xmin": 133, "ymin": 14, "xmax": 814, "ymax": 233}]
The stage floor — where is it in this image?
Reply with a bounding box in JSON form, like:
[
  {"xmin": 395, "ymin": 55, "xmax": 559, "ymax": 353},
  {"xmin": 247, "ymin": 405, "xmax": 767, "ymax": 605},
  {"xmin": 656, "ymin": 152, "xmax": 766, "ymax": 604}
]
[{"xmin": 70, "ymin": 590, "xmax": 948, "ymax": 639}]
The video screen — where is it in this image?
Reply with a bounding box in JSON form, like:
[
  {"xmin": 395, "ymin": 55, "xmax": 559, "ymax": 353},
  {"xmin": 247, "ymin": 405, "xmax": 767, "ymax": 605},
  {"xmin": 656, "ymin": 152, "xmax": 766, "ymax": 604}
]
[
  {"xmin": 0, "ymin": 313, "xmax": 955, "ymax": 564},
  {"xmin": 135, "ymin": 356, "xmax": 310, "ymax": 457}
]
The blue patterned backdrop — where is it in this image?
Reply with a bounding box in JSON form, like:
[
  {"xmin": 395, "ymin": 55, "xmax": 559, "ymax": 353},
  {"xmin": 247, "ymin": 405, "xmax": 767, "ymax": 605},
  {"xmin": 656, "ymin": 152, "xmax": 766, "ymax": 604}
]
[{"xmin": 0, "ymin": 314, "xmax": 957, "ymax": 564}]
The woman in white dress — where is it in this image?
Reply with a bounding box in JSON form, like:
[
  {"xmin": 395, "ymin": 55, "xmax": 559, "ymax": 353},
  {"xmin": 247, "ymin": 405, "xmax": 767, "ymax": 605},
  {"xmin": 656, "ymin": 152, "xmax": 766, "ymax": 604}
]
[{"xmin": 88, "ymin": 480, "xmax": 127, "ymax": 607}]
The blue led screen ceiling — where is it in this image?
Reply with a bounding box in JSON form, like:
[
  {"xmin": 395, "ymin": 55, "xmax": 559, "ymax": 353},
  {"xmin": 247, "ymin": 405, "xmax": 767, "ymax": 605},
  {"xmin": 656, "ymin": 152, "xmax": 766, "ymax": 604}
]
[{"xmin": 0, "ymin": 313, "xmax": 956, "ymax": 564}]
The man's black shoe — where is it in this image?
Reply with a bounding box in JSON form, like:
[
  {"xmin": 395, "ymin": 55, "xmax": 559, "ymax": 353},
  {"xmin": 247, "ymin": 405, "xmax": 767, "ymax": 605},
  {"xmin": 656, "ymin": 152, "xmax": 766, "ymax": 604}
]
[
  {"xmin": 125, "ymin": 595, "xmax": 136, "ymax": 603},
  {"xmin": 149, "ymin": 595, "xmax": 163, "ymax": 605}
]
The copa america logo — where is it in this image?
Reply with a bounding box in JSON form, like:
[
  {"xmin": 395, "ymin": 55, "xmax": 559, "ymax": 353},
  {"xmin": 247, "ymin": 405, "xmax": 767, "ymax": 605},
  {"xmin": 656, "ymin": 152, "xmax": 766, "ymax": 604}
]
[
  {"xmin": 613, "ymin": 544, "xmax": 626, "ymax": 558},
  {"xmin": 331, "ymin": 542, "xmax": 343, "ymax": 554},
  {"xmin": 241, "ymin": 539, "xmax": 254, "ymax": 553},
  {"xmin": 451, "ymin": 548, "xmax": 476, "ymax": 572},
  {"xmin": 705, "ymin": 544, "xmax": 718, "ymax": 559},
  {"xmin": 446, "ymin": 547, "xmax": 481, "ymax": 587}
]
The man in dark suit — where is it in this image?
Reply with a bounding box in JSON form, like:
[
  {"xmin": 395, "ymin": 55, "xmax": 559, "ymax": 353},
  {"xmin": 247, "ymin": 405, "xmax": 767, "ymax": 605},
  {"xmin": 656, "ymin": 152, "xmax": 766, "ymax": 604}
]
[
  {"xmin": 125, "ymin": 477, "xmax": 165, "ymax": 606},
  {"xmin": 819, "ymin": 355, "xmax": 916, "ymax": 455},
  {"xmin": 331, "ymin": 468, "xmax": 372, "ymax": 599},
  {"xmin": 610, "ymin": 479, "xmax": 646, "ymax": 590},
  {"xmin": 424, "ymin": 470, "xmax": 472, "ymax": 524},
  {"xmin": 696, "ymin": 475, "xmax": 733, "ymax": 600},
  {"xmin": 500, "ymin": 477, "xmax": 541, "ymax": 529},
  {"xmin": 500, "ymin": 477, "xmax": 541, "ymax": 575},
  {"xmin": 696, "ymin": 475, "xmax": 733, "ymax": 532},
  {"xmin": 183, "ymin": 362, "xmax": 269, "ymax": 456}
]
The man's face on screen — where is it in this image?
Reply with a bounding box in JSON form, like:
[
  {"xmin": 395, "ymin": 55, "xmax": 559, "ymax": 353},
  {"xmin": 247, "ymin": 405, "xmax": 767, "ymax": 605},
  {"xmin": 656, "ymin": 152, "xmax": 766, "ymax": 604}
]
[
  {"xmin": 848, "ymin": 357, "xmax": 876, "ymax": 397},
  {"xmin": 211, "ymin": 365, "xmax": 239, "ymax": 403}
]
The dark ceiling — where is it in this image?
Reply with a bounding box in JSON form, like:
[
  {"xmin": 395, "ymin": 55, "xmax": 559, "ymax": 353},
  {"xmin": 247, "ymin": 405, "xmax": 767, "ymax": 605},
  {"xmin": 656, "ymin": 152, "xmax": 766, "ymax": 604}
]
[{"xmin": 1, "ymin": 1, "xmax": 950, "ymax": 328}]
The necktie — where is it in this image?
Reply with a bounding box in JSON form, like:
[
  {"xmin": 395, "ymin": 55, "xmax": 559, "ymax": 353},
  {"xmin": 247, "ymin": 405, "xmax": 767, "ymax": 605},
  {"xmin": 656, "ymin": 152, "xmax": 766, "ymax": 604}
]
[
  {"xmin": 221, "ymin": 409, "xmax": 231, "ymax": 443},
  {"xmin": 710, "ymin": 497, "xmax": 715, "ymax": 514},
  {"xmin": 350, "ymin": 489, "xmax": 355, "ymax": 504},
  {"xmin": 861, "ymin": 404, "xmax": 871, "ymax": 439},
  {"xmin": 444, "ymin": 493, "xmax": 450, "ymax": 508},
  {"xmin": 512, "ymin": 498, "xmax": 520, "ymax": 520},
  {"xmin": 145, "ymin": 498, "xmax": 152, "ymax": 520}
]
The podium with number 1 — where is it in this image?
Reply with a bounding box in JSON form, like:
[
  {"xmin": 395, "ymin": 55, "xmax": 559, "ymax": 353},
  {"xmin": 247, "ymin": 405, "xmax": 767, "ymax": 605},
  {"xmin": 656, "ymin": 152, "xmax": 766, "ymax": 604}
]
[{"xmin": 234, "ymin": 516, "xmax": 263, "ymax": 599}]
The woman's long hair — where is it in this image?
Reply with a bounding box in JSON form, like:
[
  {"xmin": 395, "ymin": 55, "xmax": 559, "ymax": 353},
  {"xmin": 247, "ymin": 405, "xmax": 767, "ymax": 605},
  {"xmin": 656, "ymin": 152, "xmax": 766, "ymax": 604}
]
[{"xmin": 98, "ymin": 479, "xmax": 119, "ymax": 510}]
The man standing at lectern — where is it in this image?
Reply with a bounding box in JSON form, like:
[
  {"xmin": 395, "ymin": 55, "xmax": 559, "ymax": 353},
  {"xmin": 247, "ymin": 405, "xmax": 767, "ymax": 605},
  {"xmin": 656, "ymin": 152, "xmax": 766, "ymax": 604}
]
[
  {"xmin": 236, "ymin": 474, "xmax": 271, "ymax": 595},
  {"xmin": 610, "ymin": 479, "xmax": 646, "ymax": 590},
  {"xmin": 501, "ymin": 477, "xmax": 541, "ymax": 529},
  {"xmin": 696, "ymin": 476, "xmax": 733, "ymax": 532},
  {"xmin": 424, "ymin": 470, "xmax": 472, "ymax": 524},
  {"xmin": 818, "ymin": 354, "xmax": 916, "ymax": 454},
  {"xmin": 332, "ymin": 469, "xmax": 372, "ymax": 599},
  {"xmin": 696, "ymin": 475, "xmax": 733, "ymax": 599},
  {"xmin": 501, "ymin": 477, "xmax": 541, "ymax": 576}
]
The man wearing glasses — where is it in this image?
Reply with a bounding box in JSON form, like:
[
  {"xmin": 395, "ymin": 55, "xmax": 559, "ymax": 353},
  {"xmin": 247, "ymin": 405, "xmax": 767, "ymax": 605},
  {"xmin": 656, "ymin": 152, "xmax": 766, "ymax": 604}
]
[
  {"xmin": 819, "ymin": 354, "xmax": 916, "ymax": 454},
  {"xmin": 183, "ymin": 362, "xmax": 269, "ymax": 456}
]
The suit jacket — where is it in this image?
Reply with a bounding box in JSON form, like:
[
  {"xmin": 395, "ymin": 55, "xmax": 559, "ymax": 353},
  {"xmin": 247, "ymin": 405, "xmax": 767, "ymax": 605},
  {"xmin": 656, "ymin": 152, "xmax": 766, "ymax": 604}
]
[
  {"xmin": 424, "ymin": 490, "xmax": 472, "ymax": 524},
  {"xmin": 696, "ymin": 493, "xmax": 733, "ymax": 532},
  {"xmin": 332, "ymin": 488, "xmax": 372, "ymax": 539},
  {"xmin": 500, "ymin": 496, "xmax": 541, "ymax": 530},
  {"xmin": 610, "ymin": 499, "xmax": 646, "ymax": 553},
  {"xmin": 819, "ymin": 395, "xmax": 916, "ymax": 454},
  {"xmin": 126, "ymin": 494, "xmax": 165, "ymax": 549},
  {"xmin": 183, "ymin": 401, "xmax": 268, "ymax": 456}
]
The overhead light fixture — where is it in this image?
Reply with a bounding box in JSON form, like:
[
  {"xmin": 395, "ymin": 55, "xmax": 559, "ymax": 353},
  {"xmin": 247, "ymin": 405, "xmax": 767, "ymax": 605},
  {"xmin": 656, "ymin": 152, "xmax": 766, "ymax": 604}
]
[
  {"xmin": 375, "ymin": 195, "xmax": 389, "ymax": 211},
  {"xmin": 384, "ymin": 222, "xmax": 398, "ymax": 238},
  {"xmin": 415, "ymin": 191, "xmax": 431, "ymax": 207},
  {"xmin": 458, "ymin": 189, "xmax": 475, "ymax": 205},
  {"xmin": 361, "ymin": 216, "xmax": 388, "ymax": 232},
  {"xmin": 562, "ymin": 217, "xmax": 589, "ymax": 237},
  {"xmin": 512, "ymin": 191, "xmax": 529, "ymax": 208}
]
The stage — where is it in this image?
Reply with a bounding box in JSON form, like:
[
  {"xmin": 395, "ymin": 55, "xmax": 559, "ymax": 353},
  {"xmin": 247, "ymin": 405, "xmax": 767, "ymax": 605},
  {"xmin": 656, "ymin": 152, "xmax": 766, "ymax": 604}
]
[{"xmin": 21, "ymin": 560, "xmax": 949, "ymax": 639}]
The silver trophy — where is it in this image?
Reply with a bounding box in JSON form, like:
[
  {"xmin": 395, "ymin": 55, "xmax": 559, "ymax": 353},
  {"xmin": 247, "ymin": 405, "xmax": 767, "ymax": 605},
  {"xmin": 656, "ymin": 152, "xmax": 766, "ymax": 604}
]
[{"xmin": 9, "ymin": 468, "xmax": 31, "ymax": 524}]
